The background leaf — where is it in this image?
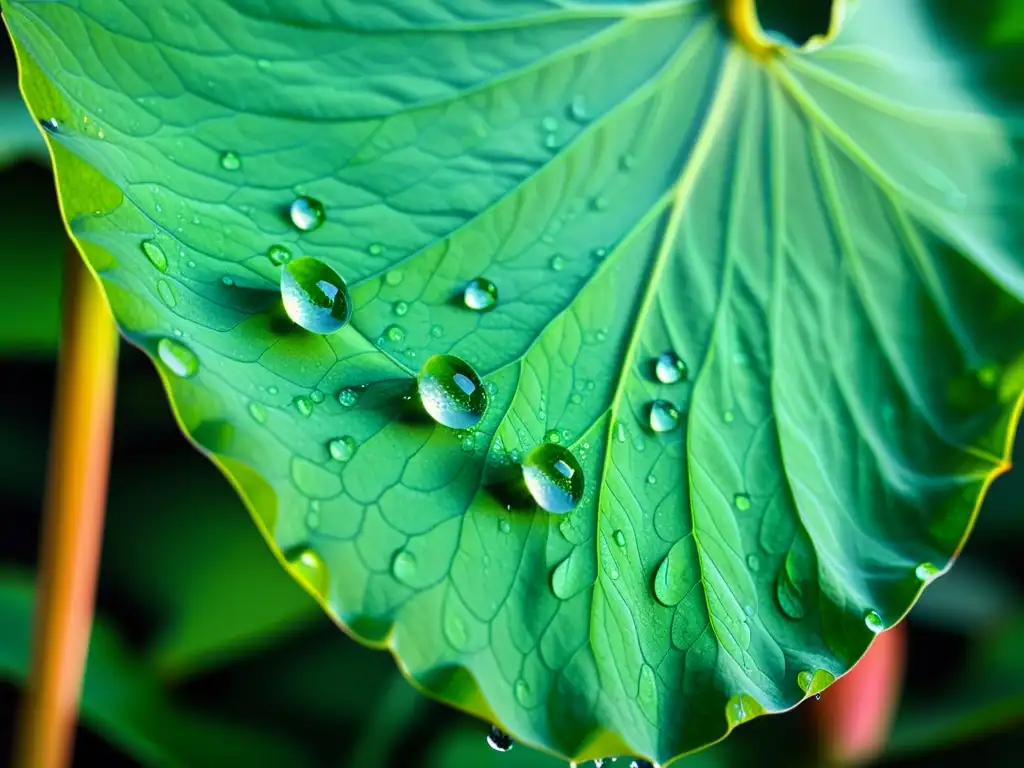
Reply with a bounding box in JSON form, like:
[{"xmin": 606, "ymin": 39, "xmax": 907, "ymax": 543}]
[{"xmin": 3, "ymin": 0, "xmax": 1023, "ymax": 763}]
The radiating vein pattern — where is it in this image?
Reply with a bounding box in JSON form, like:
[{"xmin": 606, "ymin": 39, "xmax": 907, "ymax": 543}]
[{"xmin": 6, "ymin": 0, "xmax": 1022, "ymax": 762}]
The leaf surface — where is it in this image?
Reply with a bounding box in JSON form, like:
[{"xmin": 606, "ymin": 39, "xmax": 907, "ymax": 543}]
[{"xmin": 5, "ymin": 0, "xmax": 1024, "ymax": 761}]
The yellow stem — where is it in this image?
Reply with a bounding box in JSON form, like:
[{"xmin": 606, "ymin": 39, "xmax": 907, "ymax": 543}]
[
  {"xmin": 724, "ymin": 0, "xmax": 776, "ymax": 57},
  {"xmin": 14, "ymin": 246, "xmax": 119, "ymax": 768}
]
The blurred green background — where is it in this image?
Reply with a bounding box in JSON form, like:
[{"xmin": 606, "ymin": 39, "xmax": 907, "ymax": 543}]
[{"xmin": 1, "ymin": 8, "xmax": 1023, "ymax": 768}]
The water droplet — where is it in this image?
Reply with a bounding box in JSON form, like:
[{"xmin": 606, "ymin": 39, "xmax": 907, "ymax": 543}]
[
  {"xmin": 157, "ymin": 280, "xmax": 176, "ymax": 308},
  {"xmin": 286, "ymin": 546, "xmax": 329, "ymax": 598},
  {"xmin": 541, "ymin": 116, "xmax": 559, "ymax": 132},
  {"xmin": 289, "ymin": 196, "xmax": 325, "ymax": 231},
  {"xmin": 620, "ymin": 153, "xmax": 637, "ymax": 171},
  {"xmin": 306, "ymin": 509, "xmax": 321, "ymax": 530},
  {"xmin": 591, "ymin": 196, "xmax": 609, "ymax": 211},
  {"xmin": 521, "ymin": 444, "xmax": 584, "ymax": 514},
  {"xmin": 463, "ymin": 277, "xmax": 498, "ymax": 311},
  {"xmin": 430, "ymin": 324, "xmax": 444, "ymax": 339},
  {"xmin": 337, "ymin": 388, "xmax": 358, "ymax": 407},
  {"xmin": 549, "ymin": 254, "xmax": 566, "ymax": 272},
  {"xmin": 385, "ymin": 324, "xmax": 405, "ymax": 342},
  {"xmin": 746, "ymin": 553, "xmax": 761, "ymax": 572},
  {"xmin": 776, "ymin": 568, "xmax": 806, "ymax": 620},
  {"xmin": 543, "ymin": 132, "xmax": 558, "ymax": 150},
  {"xmin": 568, "ymin": 94, "xmax": 587, "ymax": 121},
  {"xmin": 542, "ymin": 429, "xmax": 560, "ymax": 444},
  {"xmin": 157, "ymin": 338, "xmax": 198, "ymax": 378},
  {"xmin": 142, "ymin": 239, "xmax": 167, "ymax": 272},
  {"xmin": 551, "ymin": 550, "xmax": 590, "ymax": 599},
  {"xmin": 294, "ymin": 396, "xmax": 313, "ymax": 417},
  {"xmin": 392, "ymin": 300, "xmax": 408, "ymax": 316},
  {"xmin": 646, "ymin": 474, "xmax": 657, "ymax": 485},
  {"xmin": 219, "ymin": 151, "xmax": 241, "ymax": 171},
  {"xmin": 915, "ymin": 561, "xmax": 941, "ymax": 582},
  {"xmin": 613, "ymin": 530, "xmax": 626, "ymax": 547},
  {"xmin": 592, "ymin": 247, "xmax": 608, "ymax": 260},
  {"xmin": 280, "ymin": 256, "xmax": 351, "ymax": 334},
  {"xmin": 723, "ymin": 410, "xmax": 735, "ymax": 424},
  {"xmin": 734, "ymin": 493, "xmax": 751, "ymax": 511},
  {"xmin": 653, "ymin": 540, "xmax": 689, "ymax": 606},
  {"xmin": 487, "ymin": 725, "xmax": 513, "ymax": 753},
  {"xmin": 654, "ymin": 351, "xmax": 686, "ymax": 384},
  {"xmin": 384, "ymin": 269, "xmax": 402, "ymax": 286},
  {"xmin": 417, "ymin": 354, "xmax": 487, "ymax": 429},
  {"xmin": 221, "ymin": 276, "xmax": 235, "ymax": 287},
  {"xmin": 514, "ymin": 678, "xmax": 531, "ymax": 705},
  {"xmin": 864, "ymin": 610, "xmax": 884, "ymax": 633},
  {"xmin": 648, "ymin": 400, "xmax": 680, "ymax": 433},
  {"xmin": 328, "ymin": 436, "xmax": 357, "ymax": 462},
  {"xmin": 40, "ymin": 117, "xmax": 59, "ymax": 133},
  {"xmin": 368, "ymin": 242, "xmax": 384, "ymax": 256},
  {"xmin": 248, "ymin": 401, "xmax": 267, "ymax": 424},
  {"xmin": 391, "ymin": 550, "xmax": 417, "ymax": 584},
  {"xmin": 267, "ymin": 244, "xmax": 291, "ymax": 266},
  {"xmin": 309, "ymin": 390, "xmax": 325, "ymax": 404},
  {"xmin": 498, "ymin": 519, "xmax": 512, "ymax": 534}
]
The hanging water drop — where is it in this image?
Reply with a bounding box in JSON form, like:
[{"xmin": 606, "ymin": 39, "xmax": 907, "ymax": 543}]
[
  {"xmin": 654, "ymin": 351, "xmax": 686, "ymax": 384},
  {"xmin": 864, "ymin": 610, "xmax": 884, "ymax": 634},
  {"xmin": 521, "ymin": 443, "xmax": 584, "ymax": 514},
  {"xmin": 328, "ymin": 436, "xmax": 357, "ymax": 462},
  {"xmin": 157, "ymin": 338, "xmax": 198, "ymax": 378},
  {"xmin": 286, "ymin": 546, "xmax": 329, "ymax": 598},
  {"xmin": 648, "ymin": 400, "xmax": 680, "ymax": 433},
  {"xmin": 289, "ymin": 196, "xmax": 325, "ymax": 231},
  {"xmin": 417, "ymin": 354, "xmax": 488, "ymax": 429},
  {"xmin": 267, "ymin": 244, "xmax": 291, "ymax": 266},
  {"xmin": 280, "ymin": 256, "xmax": 351, "ymax": 334},
  {"xmin": 486, "ymin": 725, "xmax": 513, "ymax": 753},
  {"xmin": 219, "ymin": 151, "xmax": 241, "ymax": 171},
  {"xmin": 463, "ymin": 277, "xmax": 498, "ymax": 311},
  {"xmin": 142, "ymin": 239, "xmax": 168, "ymax": 272},
  {"xmin": 915, "ymin": 562, "xmax": 940, "ymax": 582}
]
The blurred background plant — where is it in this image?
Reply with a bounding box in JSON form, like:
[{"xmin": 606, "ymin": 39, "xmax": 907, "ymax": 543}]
[{"xmin": 1, "ymin": 7, "xmax": 1022, "ymax": 768}]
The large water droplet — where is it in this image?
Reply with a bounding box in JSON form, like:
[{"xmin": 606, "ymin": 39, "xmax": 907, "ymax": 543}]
[
  {"xmin": 776, "ymin": 568, "xmax": 806, "ymax": 620},
  {"xmin": 521, "ymin": 443, "xmax": 584, "ymax": 514},
  {"xmin": 157, "ymin": 338, "xmax": 198, "ymax": 378},
  {"xmin": 142, "ymin": 239, "xmax": 167, "ymax": 272},
  {"xmin": 733, "ymin": 493, "xmax": 751, "ymax": 511},
  {"xmin": 463, "ymin": 277, "xmax": 498, "ymax": 311},
  {"xmin": 391, "ymin": 549, "xmax": 417, "ymax": 584},
  {"xmin": 654, "ymin": 351, "xmax": 686, "ymax": 384},
  {"xmin": 486, "ymin": 725, "xmax": 513, "ymax": 753},
  {"xmin": 648, "ymin": 400, "xmax": 680, "ymax": 433},
  {"xmin": 328, "ymin": 436, "xmax": 357, "ymax": 462},
  {"xmin": 267, "ymin": 244, "xmax": 291, "ymax": 266},
  {"xmin": 337, "ymin": 387, "xmax": 359, "ymax": 407},
  {"xmin": 219, "ymin": 151, "xmax": 241, "ymax": 171},
  {"xmin": 864, "ymin": 610, "xmax": 884, "ymax": 633},
  {"xmin": 280, "ymin": 256, "xmax": 351, "ymax": 334},
  {"xmin": 289, "ymin": 196, "xmax": 325, "ymax": 231},
  {"xmin": 286, "ymin": 546, "xmax": 329, "ymax": 599},
  {"xmin": 417, "ymin": 354, "xmax": 487, "ymax": 429},
  {"xmin": 613, "ymin": 530, "xmax": 626, "ymax": 547},
  {"xmin": 915, "ymin": 561, "xmax": 941, "ymax": 582}
]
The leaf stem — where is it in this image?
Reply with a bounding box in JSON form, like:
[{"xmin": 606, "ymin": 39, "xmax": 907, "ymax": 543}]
[
  {"xmin": 723, "ymin": 0, "xmax": 775, "ymax": 57},
  {"xmin": 14, "ymin": 246, "xmax": 119, "ymax": 768}
]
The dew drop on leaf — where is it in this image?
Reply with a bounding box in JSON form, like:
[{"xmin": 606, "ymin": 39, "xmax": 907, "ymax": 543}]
[
  {"xmin": 219, "ymin": 150, "xmax": 241, "ymax": 170},
  {"xmin": 613, "ymin": 530, "xmax": 626, "ymax": 547},
  {"xmin": 247, "ymin": 401, "xmax": 267, "ymax": 424},
  {"xmin": 541, "ymin": 116, "xmax": 558, "ymax": 132},
  {"xmin": 293, "ymin": 396, "xmax": 313, "ymax": 417},
  {"xmin": 328, "ymin": 435, "xmax": 357, "ymax": 462},
  {"xmin": 544, "ymin": 429, "xmax": 561, "ymax": 444},
  {"xmin": 40, "ymin": 117, "xmax": 59, "ymax": 133},
  {"xmin": 309, "ymin": 389, "xmax": 325, "ymax": 404},
  {"xmin": 521, "ymin": 443, "xmax": 584, "ymax": 514},
  {"xmin": 385, "ymin": 324, "xmax": 405, "ymax": 342},
  {"xmin": 498, "ymin": 519, "xmax": 511, "ymax": 535},
  {"xmin": 391, "ymin": 549, "xmax": 417, "ymax": 584},
  {"xmin": 568, "ymin": 94, "xmax": 587, "ymax": 121},
  {"xmin": 337, "ymin": 388, "xmax": 358, "ymax": 407},
  {"xmin": 550, "ymin": 254, "xmax": 566, "ymax": 272},
  {"xmin": 289, "ymin": 195, "xmax": 325, "ymax": 231},
  {"xmin": 915, "ymin": 561, "xmax": 941, "ymax": 582},
  {"xmin": 280, "ymin": 256, "xmax": 351, "ymax": 334},
  {"xmin": 733, "ymin": 493, "xmax": 751, "ymax": 511},
  {"xmin": 654, "ymin": 351, "xmax": 686, "ymax": 384},
  {"xmin": 157, "ymin": 338, "xmax": 198, "ymax": 378},
  {"xmin": 486, "ymin": 725, "xmax": 513, "ymax": 753},
  {"xmin": 864, "ymin": 610, "xmax": 884, "ymax": 633},
  {"xmin": 591, "ymin": 195, "xmax": 609, "ymax": 211},
  {"xmin": 368, "ymin": 242, "xmax": 384, "ymax": 256},
  {"xmin": 463, "ymin": 276, "xmax": 498, "ymax": 311},
  {"xmin": 648, "ymin": 400, "xmax": 680, "ymax": 433},
  {"xmin": 267, "ymin": 244, "xmax": 291, "ymax": 266},
  {"xmin": 393, "ymin": 300, "xmax": 408, "ymax": 316},
  {"xmin": 157, "ymin": 279, "xmax": 176, "ymax": 308},
  {"xmin": 746, "ymin": 553, "xmax": 760, "ymax": 572},
  {"xmin": 620, "ymin": 153, "xmax": 637, "ymax": 171},
  {"xmin": 286, "ymin": 546, "xmax": 329, "ymax": 599},
  {"xmin": 142, "ymin": 239, "xmax": 167, "ymax": 272},
  {"xmin": 417, "ymin": 354, "xmax": 487, "ymax": 429},
  {"xmin": 723, "ymin": 410, "xmax": 735, "ymax": 424}
]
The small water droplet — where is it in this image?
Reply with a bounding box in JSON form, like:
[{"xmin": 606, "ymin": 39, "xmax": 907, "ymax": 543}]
[
  {"xmin": 487, "ymin": 725, "xmax": 513, "ymax": 753},
  {"xmin": 267, "ymin": 385, "xmax": 279, "ymax": 395},
  {"xmin": 368, "ymin": 242, "xmax": 384, "ymax": 256},
  {"xmin": 462, "ymin": 276, "xmax": 498, "ymax": 311},
  {"xmin": 550, "ymin": 254, "xmax": 566, "ymax": 272},
  {"xmin": 286, "ymin": 546, "xmax": 329, "ymax": 598},
  {"xmin": 723, "ymin": 410, "xmax": 735, "ymax": 424},
  {"xmin": 746, "ymin": 553, "xmax": 761, "ymax": 572},
  {"xmin": 544, "ymin": 429, "xmax": 561, "ymax": 444},
  {"xmin": 306, "ymin": 509, "xmax": 321, "ymax": 529},
  {"xmin": 915, "ymin": 561, "xmax": 941, "ymax": 582},
  {"xmin": 393, "ymin": 300, "xmax": 408, "ymax": 316},
  {"xmin": 219, "ymin": 151, "xmax": 241, "ymax": 170},
  {"xmin": 654, "ymin": 351, "xmax": 686, "ymax": 384},
  {"xmin": 499, "ymin": 519, "xmax": 512, "ymax": 534},
  {"xmin": 142, "ymin": 239, "xmax": 167, "ymax": 272},
  {"xmin": 328, "ymin": 435, "xmax": 357, "ymax": 462},
  {"xmin": 591, "ymin": 196, "xmax": 609, "ymax": 212},
  {"xmin": 248, "ymin": 401, "xmax": 267, "ymax": 424},
  {"xmin": 222, "ymin": 276, "xmax": 235, "ymax": 287},
  {"xmin": 521, "ymin": 444, "xmax": 584, "ymax": 514},
  {"xmin": 646, "ymin": 474, "xmax": 657, "ymax": 485},
  {"xmin": 294, "ymin": 396, "xmax": 313, "ymax": 417},
  {"xmin": 417, "ymin": 354, "xmax": 488, "ymax": 429},
  {"xmin": 391, "ymin": 549, "xmax": 418, "ymax": 584},
  {"xmin": 541, "ymin": 116, "xmax": 559, "ymax": 132},
  {"xmin": 620, "ymin": 153, "xmax": 636, "ymax": 171},
  {"xmin": 309, "ymin": 390, "xmax": 325, "ymax": 404},
  {"xmin": 613, "ymin": 530, "xmax": 626, "ymax": 547},
  {"xmin": 461, "ymin": 434, "xmax": 476, "ymax": 453},
  {"xmin": 648, "ymin": 400, "xmax": 680, "ymax": 433},
  {"xmin": 568, "ymin": 94, "xmax": 587, "ymax": 121},
  {"xmin": 385, "ymin": 324, "xmax": 405, "ymax": 342},
  {"xmin": 734, "ymin": 493, "xmax": 751, "ymax": 511},
  {"xmin": 592, "ymin": 247, "xmax": 608, "ymax": 260},
  {"xmin": 40, "ymin": 117, "xmax": 59, "ymax": 133},
  {"xmin": 267, "ymin": 244, "xmax": 291, "ymax": 266},
  {"xmin": 289, "ymin": 196, "xmax": 325, "ymax": 231},
  {"xmin": 337, "ymin": 388, "xmax": 359, "ymax": 407},
  {"xmin": 514, "ymin": 677, "xmax": 531, "ymax": 705},
  {"xmin": 864, "ymin": 610, "xmax": 884, "ymax": 633},
  {"xmin": 280, "ymin": 256, "xmax": 351, "ymax": 334},
  {"xmin": 157, "ymin": 280, "xmax": 177, "ymax": 308},
  {"xmin": 385, "ymin": 269, "xmax": 402, "ymax": 286},
  {"xmin": 157, "ymin": 338, "xmax": 198, "ymax": 378}
]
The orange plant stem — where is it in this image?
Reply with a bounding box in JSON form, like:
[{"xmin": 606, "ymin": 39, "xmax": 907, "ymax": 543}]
[{"xmin": 14, "ymin": 247, "xmax": 119, "ymax": 768}]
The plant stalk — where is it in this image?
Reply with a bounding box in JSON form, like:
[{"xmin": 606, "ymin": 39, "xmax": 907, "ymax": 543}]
[{"xmin": 14, "ymin": 247, "xmax": 119, "ymax": 768}]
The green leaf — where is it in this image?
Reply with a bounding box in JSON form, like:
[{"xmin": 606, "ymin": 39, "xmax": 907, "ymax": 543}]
[
  {"xmin": 0, "ymin": 569, "xmax": 316, "ymax": 766},
  {"xmin": 5, "ymin": 0, "xmax": 1023, "ymax": 761}
]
